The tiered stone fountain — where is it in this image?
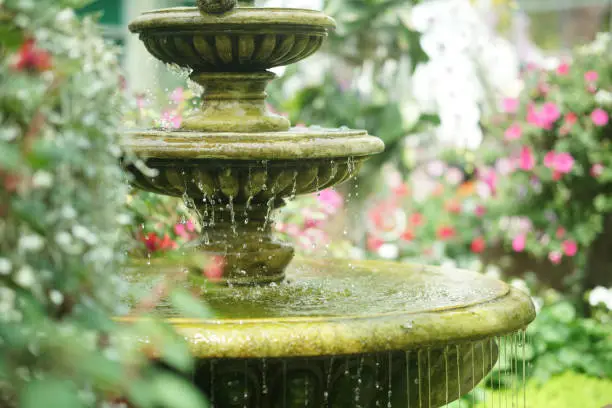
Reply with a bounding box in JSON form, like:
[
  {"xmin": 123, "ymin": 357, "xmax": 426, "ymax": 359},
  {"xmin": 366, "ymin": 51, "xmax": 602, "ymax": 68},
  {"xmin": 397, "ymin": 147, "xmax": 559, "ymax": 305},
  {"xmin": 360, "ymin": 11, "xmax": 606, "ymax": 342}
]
[{"xmin": 121, "ymin": 1, "xmax": 536, "ymax": 406}]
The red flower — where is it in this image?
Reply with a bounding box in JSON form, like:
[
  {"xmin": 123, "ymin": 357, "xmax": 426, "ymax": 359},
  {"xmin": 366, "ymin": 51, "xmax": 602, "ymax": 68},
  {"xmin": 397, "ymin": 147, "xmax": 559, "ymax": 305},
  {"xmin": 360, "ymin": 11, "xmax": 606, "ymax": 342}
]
[
  {"xmin": 471, "ymin": 237, "xmax": 486, "ymax": 253},
  {"xmin": 13, "ymin": 39, "xmax": 52, "ymax": 73},
  {"xmin": 142, "ymin": 232, "xmax": 177, "ymax": 252},
  {"xmin": 564, "ymin": 112, "xmax": 577, "ymax": 126},
  {"xmin": 401, "ymin": 230, "xmax": 415, "ymax": 241},
  {"xmin": 437, "ymin": 226, "xmax": 456, "ymax": 240},
  {"xmin": 392, "ymin": 183, "xmax": 410, "ymax": 197},
  {"xmin": 409, "ymin": 212, "xmax": 424, "ymax": 227},
  {"xmin": 203, "ymin": 256, "xmax": 226, "ymax": 282},
  {"xmin": 474, "ymin": 205, "xmax": 487, "ymax": 217},
  {"xmin": 367, "ymin": 236, "xmax": 384, "ymax": 251},
  {"xmin": 445, "ymin": 199, "xmax": 461, "ymax": 214},
  {"xmin": 556, "ymin": 227, "xmax": 566, "ymax": 239}
]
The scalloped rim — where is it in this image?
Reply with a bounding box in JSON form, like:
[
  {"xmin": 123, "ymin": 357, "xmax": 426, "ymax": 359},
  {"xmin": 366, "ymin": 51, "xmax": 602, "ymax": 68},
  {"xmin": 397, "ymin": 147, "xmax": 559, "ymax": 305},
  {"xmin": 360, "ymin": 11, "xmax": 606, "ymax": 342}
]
[{"xmin": 129, "ymin": 7, "xmax": 336, "ymax": 33}]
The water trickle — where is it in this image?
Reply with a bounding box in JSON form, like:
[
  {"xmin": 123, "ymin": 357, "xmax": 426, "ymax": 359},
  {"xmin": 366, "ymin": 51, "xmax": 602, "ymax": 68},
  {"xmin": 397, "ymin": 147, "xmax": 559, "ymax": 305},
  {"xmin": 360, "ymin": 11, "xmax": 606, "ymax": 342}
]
[
  {"xmin": 375, "ymin": 357, "xmax": 381, "ymax": 408},
  {"xmin": 262, "ymin": 358, "xmax": 268, "ymax": 395},
  {"xmin": 387, "ymin": 352, "xmax": 392, "ymax": 408},
  {"xmin": 428, "ymin": 348, "xmax": 432, "ymax": 408},
  {"xmin": 471, "ymin": 342, "xmax": 476, "ymax": 407},
  {"xmin": 417, "ymin": 349, "xmax": 423, "ymax": 408},
  {"xmin": 243, "ymin": 360, "xmax": 248, "ymax": 408},
  {"xmin": 210, "ymin": 360, "xmax": 216, "ymax": 407},
  {"xmin": 456, "ymin": 345, "xmax": 461, "ymax": 408},
  {"xmin": 323, "ymin": 356, "xmax": 334, "ymax": 406},
  {"xmin": 355, "ymin": 356, "xmax": 364, "ymax": 407},
  {"xmin": 228, "ymin": 196, "xmax": 237, "ymax": 235},
  {"xmin": 444, "ymin": 346, "xmax": 449, "ymax": 407},
  {"xmin": 405, "ymin": 351, "xmax": 411, "ymax": 408},
  {"xmin": 290, "ymin": 170, "xmax": 298, "ymax": 200},
  {"xmin": 262, "ymin": 197, "xmax": 275, "ymax": 231},
  {"xmin": 304, "ymin": 364, "xmax": 310, "ymax": 408}
]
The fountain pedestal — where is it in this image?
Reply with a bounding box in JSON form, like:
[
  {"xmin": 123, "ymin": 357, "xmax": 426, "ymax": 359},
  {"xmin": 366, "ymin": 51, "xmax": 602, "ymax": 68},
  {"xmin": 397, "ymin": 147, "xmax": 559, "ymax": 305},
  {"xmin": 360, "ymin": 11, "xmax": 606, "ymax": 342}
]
[{"xmin": 121, "ymin": 1, "xmax": 536, "ymax": 406}]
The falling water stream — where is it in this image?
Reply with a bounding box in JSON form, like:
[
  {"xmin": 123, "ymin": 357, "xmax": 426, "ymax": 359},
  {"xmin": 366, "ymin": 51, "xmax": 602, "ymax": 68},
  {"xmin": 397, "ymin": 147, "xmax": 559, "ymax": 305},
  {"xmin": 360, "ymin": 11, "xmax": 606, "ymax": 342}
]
[{"xmin": 178, "ymin": 332, "xmax": 531, "ymax": 408}]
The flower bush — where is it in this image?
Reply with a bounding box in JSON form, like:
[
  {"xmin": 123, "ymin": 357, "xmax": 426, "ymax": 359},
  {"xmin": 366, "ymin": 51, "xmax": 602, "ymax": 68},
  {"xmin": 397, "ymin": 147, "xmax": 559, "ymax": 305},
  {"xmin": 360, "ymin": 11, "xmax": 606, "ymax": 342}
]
[
  {"xmin": 480, "ymin": 32, "xmax": 612, "ymax": 289},
  {"xmin": 0, "ymin": 2, "xmax": 208, "ymax": 407}
]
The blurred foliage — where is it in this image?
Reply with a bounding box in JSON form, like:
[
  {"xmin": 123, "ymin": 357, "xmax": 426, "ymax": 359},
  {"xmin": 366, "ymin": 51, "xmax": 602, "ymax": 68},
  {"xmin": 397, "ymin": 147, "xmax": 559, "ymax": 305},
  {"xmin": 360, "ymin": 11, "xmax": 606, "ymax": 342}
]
[
  {"xmin": 268, "ymin": 0, "xmax": 434, "ymax": 180},
  {"xmin": 470, "ymin": 371, "xmax": 612, "ymax": 408},
  {"xmin": 0, "ymin": 1, "xmax": 208, "ymax": 407}
]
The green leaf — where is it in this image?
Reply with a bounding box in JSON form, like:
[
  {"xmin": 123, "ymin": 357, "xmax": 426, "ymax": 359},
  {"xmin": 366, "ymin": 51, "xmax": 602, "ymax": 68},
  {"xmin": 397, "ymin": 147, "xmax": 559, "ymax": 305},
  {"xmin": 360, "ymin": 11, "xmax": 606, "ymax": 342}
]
[
  {"xmin": 0, "ymin": 142, "xmax": 21, "ymax": 171},
  {"xmin": 20, "ymin": 380, "xmax": 84, "ymax": 408},
  {"xmin": 161, "ymin": 340, "xmax": 193, "ymax": 373},
  {"xmin": 169, "ymin": 289, "xmax": 214, "ymax": 319},
  {"xmin": 152, "ymin": 372, "xmax": 209, "ymax": 408}
]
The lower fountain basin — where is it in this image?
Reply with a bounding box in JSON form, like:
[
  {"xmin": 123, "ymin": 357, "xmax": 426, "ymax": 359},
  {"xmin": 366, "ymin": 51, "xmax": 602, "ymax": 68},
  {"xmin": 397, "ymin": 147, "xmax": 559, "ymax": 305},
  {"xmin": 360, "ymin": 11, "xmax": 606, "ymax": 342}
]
[{"xmin": 120, "ymin": 259, "xmax": 535, "ymax": 407}]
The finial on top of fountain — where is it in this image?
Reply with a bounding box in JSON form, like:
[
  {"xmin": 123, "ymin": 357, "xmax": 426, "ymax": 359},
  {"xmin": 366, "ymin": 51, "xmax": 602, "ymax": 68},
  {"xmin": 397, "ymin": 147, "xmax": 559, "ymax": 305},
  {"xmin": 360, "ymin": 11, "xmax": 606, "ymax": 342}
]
[{"xmin": 196, "ymin": 0, "xmax": 236, "ymax": 14}]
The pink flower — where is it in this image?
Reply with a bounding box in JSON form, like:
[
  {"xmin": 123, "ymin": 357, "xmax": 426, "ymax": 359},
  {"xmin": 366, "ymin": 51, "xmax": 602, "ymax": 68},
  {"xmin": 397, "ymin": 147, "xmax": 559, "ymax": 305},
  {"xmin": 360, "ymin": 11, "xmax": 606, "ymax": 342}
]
[
  {"xmin": 591, "ymin": 163, "xmax": 604, "ymax": 177},
  {"xmin": 474, "ymin": 205, "xmax": 487, "ymax": 217},
  {"xmin": 174, "ymin": 223, "xmax": 188, "ymax": 238},
  {"xmin": 186, "ymin": 220, "xmax": 196, "ymax": 232},
  {"xmin": 591, "ymin": 109, "xmax": 609, "ymax": 127},
  {"xmin": 496, "ymin": 158, "xmax": 516, "ymax": 175},
  {"xmin": 584, "ymin": 71, "xmax": 599, "ymax": 82},
  {"xmin": 170, "ymin": 87, "xmax": 184, "ymax": 104},
  {"xmin": 544, "ymin": 151, "xmax": 574, "ymax": 175},
  {"xmin": 548, "ymin": 251, "xmax": 562, "ymax": 265},
  {"xmin": 556, "ymin": 62, "xmax": 570, "ymax": 76},
  {"xmin": 543, "ymin": 151, "xmax": 556, "ymax": 168},
  {"xmin": 562, "ymin": 240, "xmax": 578, "ymax": 257},
  {"xmin": 161, "ymin": 110, "xmax": 182, "ymax": 129},
  {"xmin": 554, "ymin": 153, "xmax": 574, "ymax": 173},
  {"xmin": 479, "ymin": 168, "xmax": 498, "ymax": 194},
  {"xmin": 317, "ymin": 189, "xmax": 343, "ymax": 213},
  {"xmin": 203, "ymin": 256, "xmax": 226, "ymax": 282},
  {"xmin": 512, "ymin": 235, "xmax": 526, "ymax": 252},
  {"xmin": 519, "ymin": 146, "xmax": 535, "ymax": 171},
  {"xmin": 527, "ymin": 103, "xmax": 561, "ymax": 130},
  {"xmin": 502, "ymin": 98, "xmax": 519, "ymax": 114},
  {"xmin": 541, "ymin": 102, "xmax": 561, "ymax": 124},
  {"xmin": 504, "ymin": 124, "xmax": 522, "ymax": 141}
]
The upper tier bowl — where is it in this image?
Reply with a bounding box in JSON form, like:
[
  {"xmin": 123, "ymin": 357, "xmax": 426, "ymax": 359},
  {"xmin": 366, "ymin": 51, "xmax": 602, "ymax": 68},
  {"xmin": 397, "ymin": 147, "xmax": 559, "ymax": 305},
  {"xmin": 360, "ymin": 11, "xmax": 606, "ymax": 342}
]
[{"xmin": 128, "ymin": 7, "xmax": 336, "ymax": 72}]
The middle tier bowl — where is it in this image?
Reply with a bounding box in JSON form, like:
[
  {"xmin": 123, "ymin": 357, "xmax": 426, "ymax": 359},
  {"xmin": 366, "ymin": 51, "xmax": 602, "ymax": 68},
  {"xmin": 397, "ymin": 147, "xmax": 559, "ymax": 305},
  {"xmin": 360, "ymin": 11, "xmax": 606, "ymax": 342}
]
[{"xmin": 123, "ymin": 127, "xmax": 385, "ymax": 285}]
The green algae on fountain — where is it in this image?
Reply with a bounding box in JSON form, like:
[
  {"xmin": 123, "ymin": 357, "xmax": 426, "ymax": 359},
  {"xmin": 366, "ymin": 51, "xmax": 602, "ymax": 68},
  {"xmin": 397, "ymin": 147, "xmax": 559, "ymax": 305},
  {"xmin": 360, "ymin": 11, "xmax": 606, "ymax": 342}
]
[{"xmin": 120, "ymin": 0, "xmax": 536, "ymax": 406}]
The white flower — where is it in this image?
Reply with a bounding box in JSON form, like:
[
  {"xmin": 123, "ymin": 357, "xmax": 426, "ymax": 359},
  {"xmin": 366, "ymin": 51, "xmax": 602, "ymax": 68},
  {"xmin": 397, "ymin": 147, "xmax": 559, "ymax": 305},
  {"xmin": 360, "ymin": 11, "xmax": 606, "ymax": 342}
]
[
  {"xmin": 484, "ymin": 265, "xmax": 501, "ymax": 280},
  {"xmin": 18, "ymin": 235, "xmax": 44, "ymax": 252},
  {"xmin": 378, "ymin": 243, "xmax": 399, "ymax": 260},
  {"xmin": 0, "ymin": 288, "xmax": 15, "ymax": 315},
  {"xmin": 56, "ymin": 8, "xmax": 75, "ymax": 24},
  {"xmin": 510, "ymin": 278, "xmax": 530, "ymax": 295},
  {"xmin": 589, "ymin": 286, "xmax": 612, "ymax": 310},
  {"xmin": 55, "ymin": 231, "xmax": 73, "ymax": 247},
  {"xmin": 263, "ymin": 0, "xmax": 323, "ymax": 10},
  {"xmin": 32, "ymin": 171, "xmax": 53, "ymax": 189},
  {"xmin": 0, "ymin": 258, "xmax": 12, "ymax": 275},
  {"xmin": 116, "ymin": 213, "xmax": 132, "ymax": 225},
  {"xmin": 49, "ymin": 290, "xmax": 64, "ymax": 305},
  {"xmin": 14, "ymin": 266, "xmax": 35, "ymax": 288},
  {"xmin": 72, "ymin": 225, "xmax": 98, "ymax": 245},
  {"xmin": 61, "ymin": 205, "xmax": 77, "ymax": 219},
  {"xmin": 595, "ymin": 90, "xmax": 612, "ymax": 107}
]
